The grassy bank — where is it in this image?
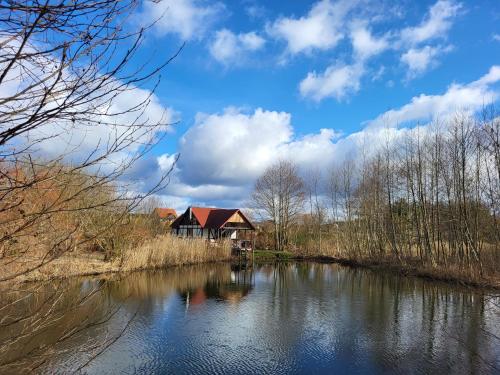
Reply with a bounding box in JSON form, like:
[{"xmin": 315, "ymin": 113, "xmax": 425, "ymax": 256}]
[
  {"xmin": 7, "ymin": 235, "xmax": 232, "ymax": 283},
  {"xmin": 296, "ymin": 255, "xmax": 500, "ymax": 290},
  {"xmin": 252, "ymin": 246, "xmax": 499, "ymax": 289},
  {"xmin": 253, "ymin": 250, "xmax": 295, "ymax": 262}
]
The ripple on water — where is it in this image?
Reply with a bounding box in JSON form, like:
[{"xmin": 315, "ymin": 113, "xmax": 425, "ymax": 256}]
[{"xmin": 8, "ymin": 263, "xmax": 498, "ymax": 375}]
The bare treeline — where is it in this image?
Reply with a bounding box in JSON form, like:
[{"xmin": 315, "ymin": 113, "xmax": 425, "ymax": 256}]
[
  {"xmin": 326, "ymin": 110, "xmax": 499, "ymax": 279},
  {"xmin": 253, "ymin": 110, "xmax": 499, "ymax": 282},
  {"xmin": 0, "ymin": 1, "xmax": 180, "ymax": 280}
]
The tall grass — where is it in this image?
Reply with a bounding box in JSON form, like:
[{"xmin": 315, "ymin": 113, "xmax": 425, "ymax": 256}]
[
  {"xmin": 289, "ymin": 229, "xmax": 499, "ymax": 287},
  {"xmin": 120, "ymin": 235, "xmax": 232, "ymax": 271}
]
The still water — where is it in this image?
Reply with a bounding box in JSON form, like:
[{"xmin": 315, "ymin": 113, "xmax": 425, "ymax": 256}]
[{"xmin": 1, "ymin": 262, "xmax": 499, "ymax": 374}]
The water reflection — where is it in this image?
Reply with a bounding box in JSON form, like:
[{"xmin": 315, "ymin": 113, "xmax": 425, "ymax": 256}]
[
  {"xmin": 182, "ymin": 264, "xmax": 254, "ymax": 308},
  {"xmin": 0, "ymin": 262, "xmax": 498, "ymax": 374}
]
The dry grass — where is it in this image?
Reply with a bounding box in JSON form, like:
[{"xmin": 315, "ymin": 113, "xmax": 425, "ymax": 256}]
[
  {"xmin": 6, "ymin": 234, "xmax": 232, "ymax": 283},
  {"xmin": 292, "ymin": 236, "xmax": 500, "ymax": 289},
  {"xmin": 120, "ymin": 235, "xmax": 232, "ymax": 271}
]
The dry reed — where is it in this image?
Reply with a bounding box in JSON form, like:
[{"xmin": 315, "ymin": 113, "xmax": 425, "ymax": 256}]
[
  {"xmin": 119, "ymin": 234, "xmax": 232, "ymax": 271},
  {"xmin": 7, "ymin": 235, "xmax": 232, "ymax": 283}
]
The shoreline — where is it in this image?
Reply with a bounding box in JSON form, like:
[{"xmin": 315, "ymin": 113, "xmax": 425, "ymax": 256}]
[
  {"xmin": 3, "ymin": 256, "xmax": 233, "ymax": 285},
  {"xmin": 4, "ymin": 252, "xmax": 499, "ymax": 292},
  {"xmin": 253, "ymin": 252, "xmax": 500, "ymax": 291}
]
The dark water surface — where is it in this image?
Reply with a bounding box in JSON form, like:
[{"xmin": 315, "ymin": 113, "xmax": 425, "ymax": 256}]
[{"xmin": 1, "ymin": 262, "xmax": 499, "ymax": 374}]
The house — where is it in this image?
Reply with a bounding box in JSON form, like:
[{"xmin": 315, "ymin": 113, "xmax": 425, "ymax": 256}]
[
  {"xmin": 171, "ymin": 206, "xmax": 255, "ymax": 250},
  {"xmin": 153, "ymin": 208, "xmax": 177, "ymax": 225}
]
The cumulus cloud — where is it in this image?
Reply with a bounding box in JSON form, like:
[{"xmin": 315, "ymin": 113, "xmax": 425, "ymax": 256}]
[
  {"xmin": 141, "ymin": 0, "xmax": 224, "ymax": 40},
  {"xmin": 369, "ymin": 65, "xmax": 500, "ymax": 127},
  {"xmin": 176, "ymin": 107, "xmax": 292, "ymax": 186},
  {"xmin": 154, "ymin": 110, "xmax": 341, "ymax": 206},
  {"xmin": 294, "ymin": 14, "xmax": 388, "ymax": 103},
  {"xmin": 400, "ymin": 0, "xmax": 462, "ymax": 45},
  {"xmin": 209, "ymin": 29, "xmax": 266, "ymax": 65},
  {"xmin": 397, "ymin": 1, "xmax": 461, "ymax": 78},
  {"xmin": 0, "ymin": 37, "xmax": 178, "ymax": 177},
  {"xmin": 299, "ymin": 63, "xmax": 364, "ymax": 102},
  {"xmin": 36, "ymin": 88, "xmax": 175, "ymax": 154},
  {"xmin": 267, "ymin": 0, "xmax": 354, "ymax": 55},
  {"xmin": 350, "ymin": 23, "xmax": 389, "ymax": 60},
  {"xmin": 154, "ymin": 66, "xmax": 500, "ymax": 208},
  {"xmin": 401, "ymin": 45, "xmax": 453, "ymax": 77}
]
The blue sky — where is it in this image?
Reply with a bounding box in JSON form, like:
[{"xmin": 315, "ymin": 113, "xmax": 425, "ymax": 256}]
[{"xmin": 122, "ymin": 0, "xmax": 500, "ymax": 210}]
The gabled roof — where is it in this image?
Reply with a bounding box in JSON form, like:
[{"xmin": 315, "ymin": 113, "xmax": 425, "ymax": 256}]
[
  {"xmin": 171, "ymin": 206, "xmax": 255, "ymax": 230},
  {"xmin": 153, "ymin": 208, "xmax": 177, "ymax": 219}
]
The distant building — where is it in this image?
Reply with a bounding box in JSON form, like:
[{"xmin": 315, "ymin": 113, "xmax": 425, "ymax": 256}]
[
  {"xmin": 153, "ymin": 208, "xmax": 177, "ymax": 225},
  {"xmin": 171, "ymin": 206, "xmax": 255, "ymax": 250}
]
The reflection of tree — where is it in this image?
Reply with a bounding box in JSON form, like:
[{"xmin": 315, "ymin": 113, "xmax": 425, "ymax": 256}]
[
  {"xmin": 254, "ymin": 263, "xmax": 499, "ymax": 374},
  {"xmin": 0, "ymin": 278, "xmax": 134, "ymax": 373},
  {"xmin": 1, "ymin": 263, "xmax": 498, "ymax": 373},
  {"xmin": 0, "ymin": 263, "xmax": 239, "ymax": 372}
]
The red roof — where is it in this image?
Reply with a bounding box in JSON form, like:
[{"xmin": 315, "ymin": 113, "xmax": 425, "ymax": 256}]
[
  {"xmin": 172, "ymin": 207, "xmax": 255, "ymax": 230},
  {"xmin": 153, "ymin": 208, "xmax": 177, "ymax": 219}
]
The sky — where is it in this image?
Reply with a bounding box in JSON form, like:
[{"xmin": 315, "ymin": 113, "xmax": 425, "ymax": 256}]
[
  {"xmin": 20, "ymin": 0, "xmax": 500, "ymax": 211},
  {"xmin": 129, "ymin": 0, "xmax": 500, "ymax": 211}
]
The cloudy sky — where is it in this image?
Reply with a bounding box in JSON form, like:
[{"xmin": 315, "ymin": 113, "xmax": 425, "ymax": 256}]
[{"xmin": 102, "ymin": 0, "xmax": 500, "ymax": 210}]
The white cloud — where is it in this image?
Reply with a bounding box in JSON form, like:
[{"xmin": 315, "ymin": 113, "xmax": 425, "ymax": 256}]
[
  {"xmin": 267, "ymin": 0, "xmax": 354, "ymax": 55},
  {"xmin": 400, "ymin": 0, "xmax": 462, "ymax": 45},
  {"xmin": 369, "ymin": 65, "xmax": 500, "ymax": 127},
  {"xmin": 0, "ymin": 38, "xmax": 178, "ymax": 178},
  {"xmin": 25, "ymin": 82, "xmax": 178, "ymax": 175},
  {"xmin": 177, "ymin": 107, "xmax": 293, "ymax": 186},
  {"xmin": 155, "ymin": 109, "xmax": 341, "ymax": 206},
  {"xmin": 473, "ymin": 65, "xmax": 500, "ymax": 86},
  {"xmin": 350, "ymin": 23, "xmax": 389, "ymax": 60},
  {"xmin": 294, "ymin": 16, "xmax": 388, "ymax": 103},
  {"xmin": 401, "ymin": 45, "xmax": 453, "ymax": 77},
  {"xmin": 493, "ymin": 34, "xmax": 500, "ymax": 42},
  {"xmin": 299, "ymin": 63, "xmax": 364, "ymax": 102},
  {"xmin": 141, "ymin": 0, "xmax": 224, "ymax": 40},
  {"xmin": 245, "ymin": 2, "xmax": 267, "ymax": 19},
  {"xmin": 397, "ymin": 1, "xmax": 461, "ymax": 79},
  {"xmin": 209, "ymin": 29, "xmax": 265, "ymax": 65},
  {"xmin": 154, "ymin": 66, "xmax": 500, "ymax": 209}
]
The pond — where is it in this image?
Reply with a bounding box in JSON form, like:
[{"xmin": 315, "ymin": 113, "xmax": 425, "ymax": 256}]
[{"xmin": 1, "ymin": 262, "xmax": 499, "ymax": 374}]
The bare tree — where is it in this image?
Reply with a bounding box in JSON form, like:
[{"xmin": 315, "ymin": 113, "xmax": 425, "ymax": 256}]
[
  {"xmin": 251, "ymin": 160, "xmax": 304, "ymax": 252},
  {"xmin": 0, "ymin": 1, "xmax": 181, "ymax": 280},
  {"xmin": 305, "ymin": 169, "xmax": 325, "ymax": 253}
]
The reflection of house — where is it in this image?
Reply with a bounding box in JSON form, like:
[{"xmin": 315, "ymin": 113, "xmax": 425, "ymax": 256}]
[
  {"xmin": 171, "ymin": 206, "xmax": 255, "ymax": 249},
  {"xmin": 153, "ymin": 208, "xmax": 177, "ymax": 225},
  {"xmin": 182, "ymin": 266, "xmax": 254, "ymax": 308}
]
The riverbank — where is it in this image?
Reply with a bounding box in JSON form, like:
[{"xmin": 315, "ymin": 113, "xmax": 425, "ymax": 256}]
[
  {"xmin": 253, "ymin": 250, "xmax": 500, "ymax": 290},
  {"xmin": 4, "ymin": 244, "xmax": 498, "ymax": 290},
  {"xmin": 2, "ymin": 235, "xmax": 232, "ymax": 283}
]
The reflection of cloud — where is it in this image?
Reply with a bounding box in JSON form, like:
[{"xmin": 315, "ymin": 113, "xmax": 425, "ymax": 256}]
[{"xmin": 25, "ymin": 262, "xmax": 498, "ymax": 374}]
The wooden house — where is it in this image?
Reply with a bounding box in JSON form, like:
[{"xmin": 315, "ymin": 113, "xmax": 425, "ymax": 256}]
[
  {"xmin": 153, "ymin": 208, "xmax": 177, "ymax": 225},
  {"xmin": 171, "ymin": 206, "xmax": 255, "ymax": 251}
]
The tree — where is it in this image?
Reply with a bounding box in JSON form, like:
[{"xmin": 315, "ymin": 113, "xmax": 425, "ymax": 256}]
[
  {"xmin": 305, "ymin": 169, "xmax": 325, "ymax": 253},
  {"xmin": 251, "ymin": 160, "xmax": 304, "ymax": 252},
  {"xmin": 0, "ymin": 0, "xmax": 181, "ymax": 280},
  {"xmin": 0, "ymin": 2, "xmax": 183, "ymax": 371}
]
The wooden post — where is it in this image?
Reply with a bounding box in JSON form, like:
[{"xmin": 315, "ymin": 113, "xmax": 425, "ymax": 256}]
[{"xmin": 252, "ymin": 230, "xmax": 255, "ymax": 264}]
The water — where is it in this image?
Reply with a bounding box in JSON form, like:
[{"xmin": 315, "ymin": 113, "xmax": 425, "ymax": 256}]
[{"xmin": 1, "ymin": 262, "xmax": 499, "ymax": 374}]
